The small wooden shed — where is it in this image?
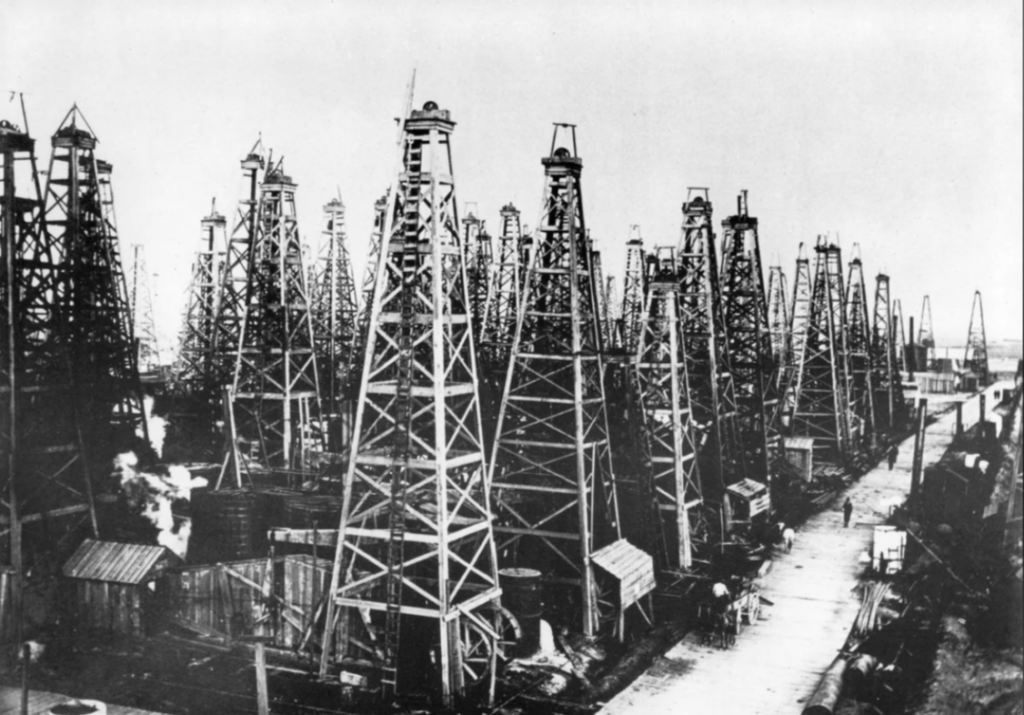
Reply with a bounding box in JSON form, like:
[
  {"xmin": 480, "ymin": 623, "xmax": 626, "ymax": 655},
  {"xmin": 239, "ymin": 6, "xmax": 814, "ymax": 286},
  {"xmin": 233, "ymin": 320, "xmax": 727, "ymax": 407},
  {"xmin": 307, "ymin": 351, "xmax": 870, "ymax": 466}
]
[
  {"xmin": 63, "ymin": 539, "xmax": 175, "ymax": 637},
  {"xmin": 591, "ymin": 539, "xmax": 656, "ymax": 642},
  {"xmin": 784, "ymin": 436, "xmax": 815, "ymax": 482},
  {"xmin": 726, "ymin": 478, "xmax": 771, "ymax": 522}
]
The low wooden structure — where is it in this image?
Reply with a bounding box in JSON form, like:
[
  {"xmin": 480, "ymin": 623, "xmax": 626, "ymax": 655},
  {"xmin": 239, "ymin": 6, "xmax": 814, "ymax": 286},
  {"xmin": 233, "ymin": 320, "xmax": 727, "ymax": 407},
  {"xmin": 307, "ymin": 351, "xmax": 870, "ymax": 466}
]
[
  {"xmin": 784, "ymin": 437, "xmax": 815, "ymax": 482},
  {"xmin": 591, "ymin": 539, "xmax": 656, "ymax": 641},
  {"xmin": 62, "ymin": 540, "xmax": 176, "ymax": 638},
  {"xmin": 725, "ymin": 479, "xmax": 771, "ymax": 522}
]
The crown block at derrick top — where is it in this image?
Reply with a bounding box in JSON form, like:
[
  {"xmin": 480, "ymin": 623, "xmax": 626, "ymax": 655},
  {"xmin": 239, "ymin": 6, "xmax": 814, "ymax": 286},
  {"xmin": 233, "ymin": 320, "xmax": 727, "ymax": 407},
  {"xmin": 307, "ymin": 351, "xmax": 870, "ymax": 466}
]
[{"xmin": 407, "ymin": 101, "xmax": 455, "ymax": 129}]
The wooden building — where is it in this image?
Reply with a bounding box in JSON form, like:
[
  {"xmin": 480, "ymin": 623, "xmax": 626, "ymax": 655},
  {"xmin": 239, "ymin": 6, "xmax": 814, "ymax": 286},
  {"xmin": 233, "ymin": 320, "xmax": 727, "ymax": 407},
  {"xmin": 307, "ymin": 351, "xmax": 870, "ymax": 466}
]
[{"xmin": 63, "ymin": 540, "xmax": 176, "ymax": 638}]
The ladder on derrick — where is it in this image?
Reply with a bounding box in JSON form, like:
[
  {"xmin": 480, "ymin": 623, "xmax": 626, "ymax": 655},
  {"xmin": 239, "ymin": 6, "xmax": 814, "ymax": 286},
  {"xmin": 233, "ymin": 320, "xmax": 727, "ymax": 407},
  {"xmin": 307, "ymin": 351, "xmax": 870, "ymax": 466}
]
[{"xmin": 381, "ymin": 138, "xmax": 421, "ymax": 697}]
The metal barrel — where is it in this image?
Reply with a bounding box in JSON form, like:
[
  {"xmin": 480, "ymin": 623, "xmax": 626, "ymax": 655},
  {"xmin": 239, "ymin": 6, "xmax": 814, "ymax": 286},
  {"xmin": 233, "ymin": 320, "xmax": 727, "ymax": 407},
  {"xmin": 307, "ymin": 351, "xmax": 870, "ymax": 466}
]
[
  {"xmin": 499, "ymin": 568, "xmax": 543, "ymax": 657},
  {"xmin": 191, "ymin": 489, "xmax": 261, "ymax": 563}
]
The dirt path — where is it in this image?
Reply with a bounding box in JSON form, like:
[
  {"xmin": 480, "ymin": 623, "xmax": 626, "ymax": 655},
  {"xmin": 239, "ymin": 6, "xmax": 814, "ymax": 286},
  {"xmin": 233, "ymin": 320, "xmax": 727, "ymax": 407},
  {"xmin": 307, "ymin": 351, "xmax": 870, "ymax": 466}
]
[{"xmin": 598, "ymin": 391, "xmax": 988, "ymax": 715}]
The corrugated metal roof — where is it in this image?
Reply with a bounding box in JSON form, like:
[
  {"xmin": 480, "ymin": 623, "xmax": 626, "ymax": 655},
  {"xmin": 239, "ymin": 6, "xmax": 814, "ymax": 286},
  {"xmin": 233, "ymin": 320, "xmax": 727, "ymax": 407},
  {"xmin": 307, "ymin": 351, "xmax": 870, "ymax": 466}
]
[
  {"xmin": 63, "ymin": 539, "xmax": 168, "ymax": 584},
  {"xmin": 726, "ymin": 478, "xmax": 768, "ymax": 499},
  {"xmin": 784, "ymin": 436, "xmax": 815, "ymax": 451}
]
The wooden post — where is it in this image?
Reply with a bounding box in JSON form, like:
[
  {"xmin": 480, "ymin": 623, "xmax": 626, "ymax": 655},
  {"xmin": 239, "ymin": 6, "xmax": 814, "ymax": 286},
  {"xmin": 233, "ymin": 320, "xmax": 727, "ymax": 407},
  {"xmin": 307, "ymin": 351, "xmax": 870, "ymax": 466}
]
[
  {"xmin": 910, "ymin": 399, "xmax": 928, "ymax": 500},
  {"xmin": 21, "ymin": 642, "xmax": 29, "ymax": 715},
  {"xmin": 955, "ymin": 402, "xmax": 963, "ymax": 438},
  {"xmin": 978, "ymin": 393, "xmax": 986, "ymax": 426},
  {"xmin": 255, "ymin": 641, "xmax": 269, "ymax": 715}
]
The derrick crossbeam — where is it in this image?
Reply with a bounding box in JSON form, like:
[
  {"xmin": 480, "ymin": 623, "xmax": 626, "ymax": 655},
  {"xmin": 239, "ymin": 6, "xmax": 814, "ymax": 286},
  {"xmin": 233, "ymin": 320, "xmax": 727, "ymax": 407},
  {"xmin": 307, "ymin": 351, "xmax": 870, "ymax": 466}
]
[
  {"xmin": 320, "ymin": 102, "xmax": 499, "ymax": 707},
  {"xmin": 489, "ymin": 127, "xmax": 622, "ymax": 638}
]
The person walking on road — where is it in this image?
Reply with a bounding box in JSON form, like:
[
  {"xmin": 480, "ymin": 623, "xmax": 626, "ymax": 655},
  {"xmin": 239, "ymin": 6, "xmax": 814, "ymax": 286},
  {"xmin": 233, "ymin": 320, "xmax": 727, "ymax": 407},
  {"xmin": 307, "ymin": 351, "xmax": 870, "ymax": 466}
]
[
  {"xmin": 843, "ymin": 498, "xmax": 854, "ymax": 527},
  {"xmin": 783, "ymin": 525, "xmax": 795, "ymax": 552},
  {"xmin": 886, "ymin": 443, "xmax": 899, "ymax": 470}
]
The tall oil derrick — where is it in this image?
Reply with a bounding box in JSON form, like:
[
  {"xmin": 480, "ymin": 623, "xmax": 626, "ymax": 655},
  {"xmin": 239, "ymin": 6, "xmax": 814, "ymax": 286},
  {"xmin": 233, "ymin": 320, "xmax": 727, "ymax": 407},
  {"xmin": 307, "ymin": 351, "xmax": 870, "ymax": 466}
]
[
  {"xmin": 791, "ymin": 237, "xmax": 852, "ymax": 460},
  {"xmin": 355, "ymin": 194, "xmax": 388, "ymax": 368},
  {"xmin": 128, "ymin": 244, "xmax": 160, "ymax": 372},
  {"xmin": 309, "ymin": 196, "xmax": 359, "ymax": 417},
  {"xmin": 766, "ymin": 263, "xmax": 790, "ymax": 387},
  {"xmin": 228, "ymin": 159, "xmax": 321, "ymax": 471},
  {"xmin": 480, "ymin": 203, "xmax": 522, "ymax": 373},
  {"xmin": 919, "ymin": 295, "xmax": 935, "ymax": 369},
  {"xmin": 604, "ymin": 275, "xmax": 622, "ymax": 351},
  {"xmin": 964, "ymin": 290, "xmax": 988, "ymax": 387},
  {"xmin": 43, "ymin": 106, "xmax": 146, "ymax": 448},
  {"xmin": 320, "ymin": 102, "xmax": 500, "ymax": 705},
  {"xmin": 620, "ymin": 225, "xmax": 646, "ymax": 355},
  {"xmin": 719, "ymin": 191, "xmax": 781, "ymax": 483},
  {"xmin": 173, "ymin": 201, "xmax": 226, "ymax": 397},
  {"xmin": 893, "ymin": 298, "xmax": 908, "ymax": 373},
  {"xmin": 591, "ymin": 241, "xmax": 609, "ymax": 348},
  {"xmin": 211, "ymin": 140, "xmax": 265, "ymax": 389},
  {"xmin": 845, "ymin": 249, "xmax": 876, "ymax": 442},
  {"xmin": 488, "ymin": 125, "xmax": 621, "ymax": 638},
  {"xmin": 636, "ymin": 245, "xmax": 702, "ymax": 571},
  {"xmin": 782, "ymin": 243, "xmax": 813, "ymax": 414},
  {"xmin": 468, "ymin": 222, "xmax": 493, "ymax": 348},
  {"xmin": 2, "ymin": 112, "xmax": 87, "ymax": 647},
  {"xmin": 870, "ymin": 273, "xmax": 905, "ymax": 431},
  {"xmin": 677, "ymin": 188, "xmax": 745, "ymax": 509}
]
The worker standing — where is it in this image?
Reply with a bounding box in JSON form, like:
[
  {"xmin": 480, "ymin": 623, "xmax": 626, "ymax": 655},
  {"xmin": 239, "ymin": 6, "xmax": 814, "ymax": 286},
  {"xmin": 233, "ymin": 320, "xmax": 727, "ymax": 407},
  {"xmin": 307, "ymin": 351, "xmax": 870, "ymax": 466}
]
[
  {"xmin": 886, "ymin": 443, "xmax": 899, "ymax": 470},
  {"xmin": 783, "ymin": 526, "xmax": 795, "ymax": 553},
  {"xmin": 712, "ymin": 580, "xmax": 731, "ymax": 614},
  {"xmin": 843, "ymin": 498, "xmax": 854, "ymax": 527}
]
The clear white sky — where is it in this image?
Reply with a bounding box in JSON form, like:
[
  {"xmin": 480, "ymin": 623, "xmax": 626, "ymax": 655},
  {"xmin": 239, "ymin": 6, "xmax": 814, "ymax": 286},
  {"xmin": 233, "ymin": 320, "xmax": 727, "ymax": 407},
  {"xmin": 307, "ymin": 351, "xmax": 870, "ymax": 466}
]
[{"xmin": 3, "ymin": 0, "xmax": 1022, "ymax": 355}]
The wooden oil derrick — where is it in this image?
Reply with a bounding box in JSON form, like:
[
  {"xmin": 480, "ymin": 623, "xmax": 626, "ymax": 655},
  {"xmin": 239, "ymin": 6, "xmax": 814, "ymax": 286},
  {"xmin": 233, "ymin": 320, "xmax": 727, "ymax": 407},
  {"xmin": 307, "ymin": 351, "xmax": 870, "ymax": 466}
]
[
  {"xmin": 636, "ymin": 246, "xmax": 702, "ymax": 571},
  {"xmin": 211, "ymin": 140, "xmax": 265, "ymax": 389},
  {"xmin": 719, "ymin": 191, "xmax": 782, "ymax": 483},
  {"xmin": 871, "ymin": 273, "xmax": 905, "ymax": 432},
  {"xmin": 964, "ymin": 290, "xmax": 988, "ymax": 387},
  {"xmin": 354, "ymin": 194, "xmax": 389, "ymax": 377},
  {"xmin": 676, "ymin": 188, "xmax": 745, "ymax": 513},
  {"xmin": 845, "ymin": 248, "xmax": 876, "ymax": 443},
  {"xmin": 919, "ymin": 295, "xmax": 935, "ymax": 369},
  {"xmin": 591, "ymin": 241, "xmax": 609, "ymax": 349},
  {"xmin": 127, "ymin": 244, "xmax": 160, "ymax": 372},
  {"xmin": 468, "ymin": 221, "xmax": 493, "ymax": 349},
  {"xmin": 766, "ymin": 262, "xmax": 790, "ymax": 388},
  {"xmin": 227, "ymin": 159, "xmax": 321, "ymax": 474},
  {"xmin": 309, "ymin": 196, "xmax": 359, "ymax": 416},
  {"xmin": 604, "ymin": 275, "xmax": 622, "ymax": 351},
  {"xmin": 320, "ymin": 102, "xmax": 500, "ymax": 706},
  {"xmin": 2, "ymin": 109, "xmax": 98, "ymax": 648},
  {"xmin": 481, "ymin": 203, "xmax": 523, "ymax": 374},
  {"xmin": 43, "ymin": 106, "xmax": 147, "ymax": 448},
  {"xmin": 173, "ymin": 201, "xmax": 225, "ymax": 396},
  {"xmin": 621, "ymin": 225, "xmax": 646, "ymax": 355},
  {"xmin": 489, "ymin": 125, "xmax": 622, "ymax": 637},
  {"xmin": 782, "ymin": 243, "xmax": 812, "ymax": 416},
  {"xmin": 791, "ymin": 237, "xmax": 853, "ymax": 460},
  {"xmin": 893, "ymin": 298, "xmax": 908, "ymax": 374}
]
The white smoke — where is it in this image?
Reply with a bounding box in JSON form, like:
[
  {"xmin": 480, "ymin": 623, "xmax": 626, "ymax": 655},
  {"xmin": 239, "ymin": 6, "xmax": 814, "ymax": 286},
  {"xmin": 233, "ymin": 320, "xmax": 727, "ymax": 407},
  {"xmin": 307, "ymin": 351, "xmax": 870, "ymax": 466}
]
[
  {"xmin": 114, "ymin": 451, "xmax": 208, "ymax": 559},
  {"xmin": 136, "ymin": 395, "xmax": 167, "ymax": 458}
]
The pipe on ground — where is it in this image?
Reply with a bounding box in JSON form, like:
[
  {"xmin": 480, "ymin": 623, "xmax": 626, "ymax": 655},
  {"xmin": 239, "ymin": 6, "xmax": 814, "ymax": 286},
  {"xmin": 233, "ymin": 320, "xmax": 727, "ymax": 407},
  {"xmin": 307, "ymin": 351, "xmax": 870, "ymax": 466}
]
[{"xmin": 802, "ymin": 655, "xmax": 847, "ymax": 715}]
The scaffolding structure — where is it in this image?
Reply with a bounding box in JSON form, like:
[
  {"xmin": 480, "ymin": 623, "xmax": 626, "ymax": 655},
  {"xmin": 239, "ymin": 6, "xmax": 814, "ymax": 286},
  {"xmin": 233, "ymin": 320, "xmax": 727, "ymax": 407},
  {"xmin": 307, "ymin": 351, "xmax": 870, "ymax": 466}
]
[
  {"xmin": 309, "ymin": 196, "xmax": 359, "ymax": 415},
  {"xmin": 320, "ymin": 102, "xmax": 500, "ymax": 705},
  {"xmin": 489, "ymin": 125, "xmax": 621, "ymax": 637},
  {"xmin": 719, "ymin": 191, "xmax": 781, "ymax": 483},
  {"xmin": 918, "ymin": 295, "xmax": 935, "ymax": 369},
  {"xmin": 964, "ymin": 290, "xmax": 988, "ymax": 387},
  {"xmin": 893, "ymin": 298, "xmax": 908, "ymax": 374},
  {"xmin": 468, "ymin": 220, "xmax": 492, "ymax": 347},
  {"xmin": 636, "ymin": 245, "xmax": 702, "ymax": 571},
  {"xmin": 845, "ymin": 249, "xmax": 876, "ymax": 441},
  {"xmin": 227, "ymin": 160, "xmax": 321, "ymax": 474},
  {"xmin": 791, "ymin": 238, "xmax": 852, "ymax": 459},
  {"xmin": 677, "ymin": 189, "xmax": 744, "ymax": 505}
]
